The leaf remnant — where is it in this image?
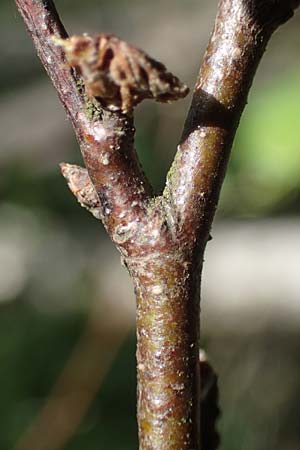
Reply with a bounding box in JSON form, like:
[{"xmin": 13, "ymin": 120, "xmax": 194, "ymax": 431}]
[{"xmin": 54, "ymin": 33, "xmax": 189, "ymax": 113}]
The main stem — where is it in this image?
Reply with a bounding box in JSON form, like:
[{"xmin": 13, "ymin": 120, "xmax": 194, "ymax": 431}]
[{"xmin": 128, "ymin": 252, "xmax": 201, "ymax": 450}]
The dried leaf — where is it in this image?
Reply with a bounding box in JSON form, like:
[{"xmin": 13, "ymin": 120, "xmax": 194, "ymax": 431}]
[{"xmin": 55, "ymin": 34, "xmax": 189, "ymax": 113}]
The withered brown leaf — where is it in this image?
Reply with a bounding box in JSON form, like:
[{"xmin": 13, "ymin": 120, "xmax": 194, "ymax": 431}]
[{"xmin": 55, "ymin": 33, "xmax": 189, "ymax": 113}]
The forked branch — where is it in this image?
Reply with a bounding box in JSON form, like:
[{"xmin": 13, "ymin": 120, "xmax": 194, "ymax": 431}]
[{"xmin": 15, "ymin": 0, "xmax": 299, "ymax": 449}]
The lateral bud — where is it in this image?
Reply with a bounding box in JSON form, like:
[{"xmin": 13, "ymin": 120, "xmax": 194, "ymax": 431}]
[{"xmin": 60, "ymin": 162, "xmax": 103, "ymax": 220}]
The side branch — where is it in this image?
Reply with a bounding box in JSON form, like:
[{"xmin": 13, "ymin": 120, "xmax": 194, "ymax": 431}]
[
  {"xmin": 165, "ymin": 0, "xmax": 299, "ymax": 244},
  {"xmin": 15, "ymin": 0, "xmax": 83, "ymax": 124},
  {"xmin": 15, "ymin": 0, "xmax": 153, "ymax": 239}
]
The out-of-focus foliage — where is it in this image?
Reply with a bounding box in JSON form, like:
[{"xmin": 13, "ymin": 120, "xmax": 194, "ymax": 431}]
[
  {"xmin": 0, "ymin": 0, "xmax": 300, "ymax": 449},
  {"xmin": 0, "ymin": 304, "xmax": 137, "ymax": 450},
  {"xmin": 221, "ymin": 71, "xmax": 300, "ymax": 217}
]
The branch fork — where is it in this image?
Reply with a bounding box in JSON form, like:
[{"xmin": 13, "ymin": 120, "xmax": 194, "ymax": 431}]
[{"xmin": 15, "ymin": 0, "xmax": 299, "ymax": 448}]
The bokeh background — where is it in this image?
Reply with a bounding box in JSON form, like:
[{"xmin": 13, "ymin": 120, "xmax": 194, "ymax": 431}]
[{"xmin": 1, "ymin": 1, "xmax": 300, "ymax": 449}]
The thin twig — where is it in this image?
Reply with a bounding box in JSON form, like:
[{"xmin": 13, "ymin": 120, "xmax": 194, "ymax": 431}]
[
  {"xmin": 15, "ymin": 0, "xmax": 153, "ymax": 240},
  {"xmin": 165, "ymin": 0, "xmax": 300, "ymax": 246}
]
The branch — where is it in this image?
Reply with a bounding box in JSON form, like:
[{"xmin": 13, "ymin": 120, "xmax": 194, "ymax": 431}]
[
  {"xmin": 15, "ymin": 0, "xmax": 299, "ymax": 449},
  {"xmin": 165, "ymin": 0, "xmax": 300, "ymax": 245},
  {"xmin": 15, "ymin": 0, "xmax": 81, "ymax": 124},
  {"xmin": 15, "ymin": 0, "xmax": 153, "ymax": 241}
]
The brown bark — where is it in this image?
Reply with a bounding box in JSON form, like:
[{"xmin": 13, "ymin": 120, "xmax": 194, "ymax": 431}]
[{"xmin": 15, "ymin": 0, "xmax": 299, "ymax": 449}]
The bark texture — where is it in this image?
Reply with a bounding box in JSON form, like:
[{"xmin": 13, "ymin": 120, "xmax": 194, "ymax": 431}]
[{"xmin": 15, "ymin": 0, "xmax": 299, "ymax": 449}]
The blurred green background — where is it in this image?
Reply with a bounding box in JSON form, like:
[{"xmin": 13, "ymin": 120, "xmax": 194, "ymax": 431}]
[{"xmin": 0, "ymin": 1, "xmax": 300, "ymax": 449}]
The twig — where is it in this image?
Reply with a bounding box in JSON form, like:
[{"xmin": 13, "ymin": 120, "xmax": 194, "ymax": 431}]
[
  {"xmin": 165, "ymin": 0, "xmax": 300, "ymax": 247},
  {"xmin": 15, "ymin": 0, "xmax": 152, "ymax": 240}
]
